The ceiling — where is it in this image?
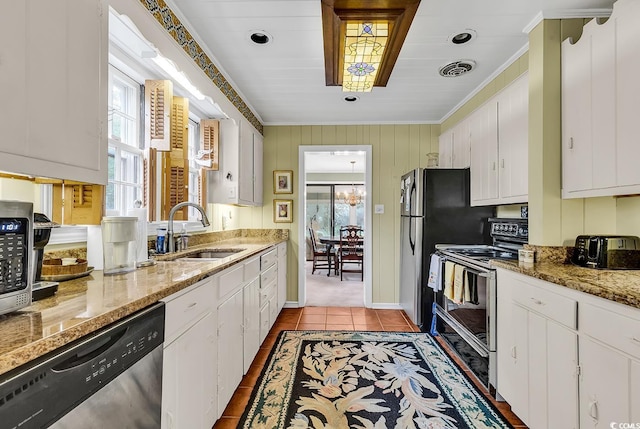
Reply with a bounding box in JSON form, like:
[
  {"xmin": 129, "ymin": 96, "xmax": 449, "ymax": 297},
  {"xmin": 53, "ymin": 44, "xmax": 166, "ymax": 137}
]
[{"xmin": 163, "ymin": 0, "xmax": 614, "ymax": 126}]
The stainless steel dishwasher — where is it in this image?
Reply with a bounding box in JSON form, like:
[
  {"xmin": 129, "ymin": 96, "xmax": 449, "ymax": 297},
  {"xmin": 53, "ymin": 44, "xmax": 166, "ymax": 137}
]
[{"xmin": 0, "ymin": 302, "xmax": 165, "ymax": 428}]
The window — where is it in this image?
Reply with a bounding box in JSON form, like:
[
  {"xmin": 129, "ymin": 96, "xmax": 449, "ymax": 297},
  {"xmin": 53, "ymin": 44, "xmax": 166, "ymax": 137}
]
[{"xmin": 107, "ymin": 66, "xmax": 143, "ymax": 214}]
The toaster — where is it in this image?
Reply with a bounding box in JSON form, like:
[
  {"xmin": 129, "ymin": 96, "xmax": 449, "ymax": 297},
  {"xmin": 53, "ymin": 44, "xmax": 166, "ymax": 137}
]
[{"xmin": 572, "ymin": 235, "xmax": 640, "ymax": 269}]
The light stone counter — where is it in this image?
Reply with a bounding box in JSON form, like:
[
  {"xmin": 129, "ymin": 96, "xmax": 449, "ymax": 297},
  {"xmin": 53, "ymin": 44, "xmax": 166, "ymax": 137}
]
[
  {"xmin": 491, "ymin": 244, "xmax": 640, "ymax": 309},
  {"xmin": 0, "ymin": 230, "xmax": 287, "ymax": 377}
]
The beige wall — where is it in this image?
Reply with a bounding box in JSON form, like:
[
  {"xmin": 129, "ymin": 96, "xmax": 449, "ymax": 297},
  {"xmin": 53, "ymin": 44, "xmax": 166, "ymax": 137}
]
[{"xmin": 236, "ymin": 125, "xmax": 440, "ymax": 305}]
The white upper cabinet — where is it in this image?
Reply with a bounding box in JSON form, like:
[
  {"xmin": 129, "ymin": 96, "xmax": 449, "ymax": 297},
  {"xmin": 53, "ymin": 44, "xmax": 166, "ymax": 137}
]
[
  {"xmin": 0, "ymin": 0, "xmax": 108, "ymax": 184},
  {"xmin": 562, "ymin": 0, "xmax": 640, "ymax": 198},
  {"xmin": 470, "ymin": 73, "xmax": 529, "ymax": 206},
  {"xmin": 497, "ymin": 74, "xmax": 529, "ymax": 202},
  {"xmin": 469, "ymin": 99, "xmax": 499, "ymax": 204},
  {"xmin": 438, "ymin": 129, "xmax": 453, "ymax": 168},
  {"xmin": 208, "ymin": 118, "xmax": 263, "ymax": 206},
  {"xmin": 439, "ymin": 123, "xmax": 470, "ymax": 169}
]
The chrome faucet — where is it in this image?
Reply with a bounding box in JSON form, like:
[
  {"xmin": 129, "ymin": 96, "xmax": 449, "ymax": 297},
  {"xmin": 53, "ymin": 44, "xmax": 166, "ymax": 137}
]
[{"xmin": 167, "ymin": 202, "xmax": 211, "ymax": 253}]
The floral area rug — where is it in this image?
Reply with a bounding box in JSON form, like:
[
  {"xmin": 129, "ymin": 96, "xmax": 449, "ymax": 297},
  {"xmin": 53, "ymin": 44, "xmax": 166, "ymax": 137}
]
[{"xmin": 239, "ymin": 331, "xmax": 513, "ymax": 429}]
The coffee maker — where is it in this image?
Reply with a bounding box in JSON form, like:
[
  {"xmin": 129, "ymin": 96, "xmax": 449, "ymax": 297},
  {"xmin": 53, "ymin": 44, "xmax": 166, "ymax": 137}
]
[{"xmin": 32, "ymin": 213, "xmax": 59, "ymax": 301}]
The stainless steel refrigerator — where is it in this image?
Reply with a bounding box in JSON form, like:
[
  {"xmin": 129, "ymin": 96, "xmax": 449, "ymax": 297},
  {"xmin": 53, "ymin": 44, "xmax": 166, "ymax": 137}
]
[{"xmin": 399, "ymin": 168, "xmax": 495, "ymax": 327}]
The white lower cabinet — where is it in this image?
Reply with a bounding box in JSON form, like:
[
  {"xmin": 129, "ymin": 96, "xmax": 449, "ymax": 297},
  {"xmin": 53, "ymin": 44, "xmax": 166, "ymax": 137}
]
[
  {"xmin": 161, "ymin": 278, "xmax": 217, "ymax": 429},
  {"xmin": 496, "ymin": 269, "xmax": 578, "ymax": 429},
  {"xmin": 243, "ymin": 277, "xmax": 260, "ymax": 373},
  {"xmin": 217, "ymin": 288, "xmax": 244, "ymax": 416},
  {"xmin": 578, "ymin": 300, "xmax": 640, "ymax": 428},
  {"xmin": 498, "ymin": 268, "xmax": 640, "ymax": 429}
]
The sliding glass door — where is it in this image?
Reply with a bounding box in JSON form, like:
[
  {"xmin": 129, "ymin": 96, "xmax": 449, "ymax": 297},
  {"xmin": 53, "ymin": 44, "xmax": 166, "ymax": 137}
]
[{"xmin": 306, "ymin": 184, "xmax": 365, "ymax": 238}]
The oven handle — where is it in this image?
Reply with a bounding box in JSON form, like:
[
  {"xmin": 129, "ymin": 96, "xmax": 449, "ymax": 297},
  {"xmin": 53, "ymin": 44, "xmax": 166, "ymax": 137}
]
[{"xmin": 438, "ymin": 254, "xmax": 490, "ymax": 278}]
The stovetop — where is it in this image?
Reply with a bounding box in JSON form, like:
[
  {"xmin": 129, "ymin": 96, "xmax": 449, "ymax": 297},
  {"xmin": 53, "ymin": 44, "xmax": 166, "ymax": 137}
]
[
  {"xmin": 436, "ymin": 218, "xmax": 527, "ymax": 268},
  {"xmin": 437, "ymin": 244, "xmax": 519, "ymax": 266}
]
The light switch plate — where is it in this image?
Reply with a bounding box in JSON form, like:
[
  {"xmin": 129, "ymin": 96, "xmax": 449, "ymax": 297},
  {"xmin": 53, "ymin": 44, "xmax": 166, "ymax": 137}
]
[{"xmin": 374, "ymin": 204, "xmax": 384, "ymax": 214}]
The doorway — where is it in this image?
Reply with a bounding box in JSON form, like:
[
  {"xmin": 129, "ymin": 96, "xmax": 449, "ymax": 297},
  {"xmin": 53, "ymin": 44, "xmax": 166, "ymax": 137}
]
[{"xmin": 297, "ymin": 146, "xmax": 372, "ymax": 308}]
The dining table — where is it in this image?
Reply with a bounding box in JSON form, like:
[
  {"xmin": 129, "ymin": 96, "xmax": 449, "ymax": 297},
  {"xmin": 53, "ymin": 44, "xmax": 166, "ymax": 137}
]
[{"xmin": 319, "ymin": 236, "xmax": 364, "ymax": 277}]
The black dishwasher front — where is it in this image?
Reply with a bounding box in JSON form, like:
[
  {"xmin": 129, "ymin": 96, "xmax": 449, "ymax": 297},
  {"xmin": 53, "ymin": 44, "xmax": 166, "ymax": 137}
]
[{"xmin": 0, "ymin": 302, "xmax": 165, "ymax": 428}]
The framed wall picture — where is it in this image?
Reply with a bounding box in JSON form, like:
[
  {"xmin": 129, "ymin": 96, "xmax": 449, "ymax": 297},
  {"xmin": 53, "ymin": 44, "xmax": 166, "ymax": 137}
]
[
  {"xmin": 274, "ymin": 199, "xmax": 293, "ymax": 223},
  {"xmin": 273, "ymin": 170, "xmax": 293, "ymax": 194}
]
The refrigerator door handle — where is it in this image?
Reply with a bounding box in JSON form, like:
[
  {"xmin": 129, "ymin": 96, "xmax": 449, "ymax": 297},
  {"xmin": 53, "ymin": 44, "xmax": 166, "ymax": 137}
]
[
  {"xmin": 409, "ymin": 216, "xmax": 415, "ymax": 254},
  {"xmin": 408, "ymin": 180, "xmax": 416, "ymax": 253}
]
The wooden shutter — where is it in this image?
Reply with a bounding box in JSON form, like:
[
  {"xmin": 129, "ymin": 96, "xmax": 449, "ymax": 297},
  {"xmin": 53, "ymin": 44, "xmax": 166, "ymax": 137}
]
[
  {"xmin": 144, "ymin": 80, "xmax": 173, "ymax": 151},
  {"xmin": 144, "ymin": 147, "xmax": 157, "ymax": 221},
  {"xmin": 199, "ymin": 119, "xmax": 219, "ymax": 170},
  {"xmin": 52, "ymin": 181, "xmax": 104, "ymax": 225},
  {"xmin": 161, "ymin": 96, "xmax": 189, "ymax": 220}
]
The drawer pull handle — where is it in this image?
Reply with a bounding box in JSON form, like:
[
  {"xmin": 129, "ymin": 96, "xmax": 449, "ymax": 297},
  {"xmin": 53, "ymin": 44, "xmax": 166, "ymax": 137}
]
[
  {"xmin": 530, "ymin": 298, "xmax": 544, "ymax": 305},
  {"xmin": 185, "ymin": 302, "xmax": 197, "ymax": 310},
  {"xmin": 569, "ymin": 137, "xmax": 574, "ymax": 149},
  {"xmin": 588, "ymin": 399, "xmax": 598, "ymax": 421},
  {"xmin": 630, "ymin": 336, "xmax": 640, "ymax": 345},
  {"xmin": 510, "ymin": 346, "xmax": 517, "ymax": 359}
]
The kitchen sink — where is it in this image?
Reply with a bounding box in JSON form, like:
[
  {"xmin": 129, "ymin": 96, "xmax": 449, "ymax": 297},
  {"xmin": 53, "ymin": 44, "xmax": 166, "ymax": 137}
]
[{"xmin": 175, "ymin": 248, "xmax": 245, "ymax": 261}]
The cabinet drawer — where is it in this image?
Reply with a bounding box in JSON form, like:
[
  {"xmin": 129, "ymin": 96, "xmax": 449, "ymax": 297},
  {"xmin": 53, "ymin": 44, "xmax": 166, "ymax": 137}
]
[
  {"xmin": 512, "ymin": 281, "xmax": 577, "ymax": 329},
  {"xmin": 260, "ymin": 264, "xmax": 277, "ymax": 288},
  {"xmin": 164, "ymin": 279, "xmax": 214, "ymax": 343},
  {"xmin": 260, "ymin": 249, "xmax": 277, "ymax": 270},
  {"xmin": 260, "ymin": 280, "xmax": 276, "ymax": 308},
  {"xmin": 581, "ymin": 302, "xmax": 640, "ymax": 359},
  {"xmin": 244, "ymin": 256, "xmax": 260, "ymax": 282},
  {"xmin": 218, "ymin": 264, "xmax": 244, "ymax": 301}
]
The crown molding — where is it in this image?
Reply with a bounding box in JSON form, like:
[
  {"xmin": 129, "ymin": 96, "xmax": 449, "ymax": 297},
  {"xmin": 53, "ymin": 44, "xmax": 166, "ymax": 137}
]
[{"xmin": 522, "ymin": 8, "xmax": 613, "ymax": 34}]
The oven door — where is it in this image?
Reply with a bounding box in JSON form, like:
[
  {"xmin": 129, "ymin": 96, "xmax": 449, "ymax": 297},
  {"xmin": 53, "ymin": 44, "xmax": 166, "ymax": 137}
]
[{"xmin": 432, "ymin": 254, "xmax": 496, "ymax": 390}]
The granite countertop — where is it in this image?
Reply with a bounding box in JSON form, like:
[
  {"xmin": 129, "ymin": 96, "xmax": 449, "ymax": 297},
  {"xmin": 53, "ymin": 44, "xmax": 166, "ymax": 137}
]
[
  {"xmin": 0, "ymin": 232, "xmax": 287, "ymax": 377},
  {"xmin": 491, "ymin": 246, "xmax": 640, "ymax": 309}
]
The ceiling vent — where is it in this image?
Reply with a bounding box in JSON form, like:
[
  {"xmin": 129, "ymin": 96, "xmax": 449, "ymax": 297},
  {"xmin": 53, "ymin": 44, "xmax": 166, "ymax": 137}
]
[{"xmin": 439, "ymin": 60, "xmax": 476, "ymax": 77}]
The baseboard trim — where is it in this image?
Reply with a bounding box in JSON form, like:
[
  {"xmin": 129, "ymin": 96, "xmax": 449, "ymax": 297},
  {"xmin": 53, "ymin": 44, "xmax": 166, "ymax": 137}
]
[
  {"xmin": 369, "ymin": 303, "xmax": 403, "ymax": 310},
  {"xmin": 284, "ymin": 301, "xmax": 300, "ymax": 308}
]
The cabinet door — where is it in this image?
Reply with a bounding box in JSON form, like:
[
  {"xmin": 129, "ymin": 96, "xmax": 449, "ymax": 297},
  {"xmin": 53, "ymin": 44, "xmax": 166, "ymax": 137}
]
[
  {"xmin": 162, "ymin": 311, "xmax": 217, "ymax": 429},
  {"xmin": 469, "ymin": 102, "xmax": 499, "ymax": 205},
  {"xmin": 561, "ymin": 33, "xmax": 593, "ymax": 195},
  {"xmin": 498, "ymin": 74, "xmax": 528, "ymax": 202},
  {"xmin": 0, "ymin": 0, "xmax": 107, "ymax": 184},
  {"xmin": 580, "ymin": 337, "xmax": 629, "ymax": 428},
  {"xmin": 510, "ymin": 304, "xmax": 529, "ymax": 422},
  {"xmin": 590, "ymin": 23, "xmax": 616, "ymax": 191},
  {"xmin": 546, "ymin": 320, "xmax": 578, "ymax": 429},
  {"xmin": 253, "ymin": 131, "xmax": 263, "ymax": 205},
  {"xmin": 217, "ymin": 290, "xmax": 244, "ymax": 416},
  {"xmin": 528, "ymin": 314, "xmax": 578, "ymax": 429},
  {"xmin": 632, "ymin": 359, "xmax": 640, "ymax": 422},
  {"xmin": 438, "ymin": 129, "xmax": 453, "ymax": 168},
  {"xmin": 243, "ymin": 277, "xmax": 260, "ymax": 373},
  {"xmin": 238, "ymin": 122, "xmax": 254, "ymax": 204},
  {"xmin": 277, "ymin": 243, "xmax": 287, "ymax": 312},
  {"xmin": 452, "ymin": 121, "xmax": 470, "ymax": 168}
]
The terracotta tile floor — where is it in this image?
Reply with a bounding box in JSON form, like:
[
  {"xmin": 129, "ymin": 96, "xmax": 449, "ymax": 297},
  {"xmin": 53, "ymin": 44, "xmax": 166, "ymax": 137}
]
[{"xmin": 213, "ymin": 307, "xmax": 527, "ymax": 428}]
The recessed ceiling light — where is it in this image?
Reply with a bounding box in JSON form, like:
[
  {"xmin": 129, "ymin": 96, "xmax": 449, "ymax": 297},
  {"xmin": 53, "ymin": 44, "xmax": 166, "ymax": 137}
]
[
  {"xmin": 249, "ymin": 30, "xmax": 272, "ymax": 45},
  {"xmin": 448, "ymin": 29, "xmax": 477, "ymax": 45},
  {"xmin": 344, "ymin": 96, "xmax": 359, "ymax": 102}
]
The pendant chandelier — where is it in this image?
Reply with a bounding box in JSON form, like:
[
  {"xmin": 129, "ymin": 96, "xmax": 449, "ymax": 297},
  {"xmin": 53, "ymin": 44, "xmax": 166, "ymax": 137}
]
[{"xmin": 341, "ymin": 161, "xmax": 363, "ymax": 206}]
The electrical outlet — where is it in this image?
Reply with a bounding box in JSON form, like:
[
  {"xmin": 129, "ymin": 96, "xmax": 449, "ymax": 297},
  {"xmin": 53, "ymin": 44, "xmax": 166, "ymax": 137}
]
[{"xmin": 374, "ymin": 204, "xmax": 384, "ymax": 214}]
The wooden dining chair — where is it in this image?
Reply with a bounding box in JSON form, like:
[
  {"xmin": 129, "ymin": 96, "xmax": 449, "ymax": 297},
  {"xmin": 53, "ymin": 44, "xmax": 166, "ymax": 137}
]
[
  {"xmin": 338, "ymin": 225, "xmax": 364, "ymax": 281},
  {"xmin": 309, "ymin": 227, "xmax": 337, "ymax": 275}
]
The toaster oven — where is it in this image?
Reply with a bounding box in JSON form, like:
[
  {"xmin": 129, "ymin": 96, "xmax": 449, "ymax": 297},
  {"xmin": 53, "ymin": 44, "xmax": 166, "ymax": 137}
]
[
  {"xmin": 572, "ymin": 235, "xmax": 640, "ymax": 269},
  {"xmin": 0, "ymin": 201, "xmax": 33, "ymax": 315}
]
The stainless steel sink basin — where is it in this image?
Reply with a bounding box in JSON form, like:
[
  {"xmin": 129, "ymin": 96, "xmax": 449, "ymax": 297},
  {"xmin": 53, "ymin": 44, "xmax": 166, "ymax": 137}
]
[{"xmin": 176, "ymin": 248, "xmax": 245, "ymax": 261}]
